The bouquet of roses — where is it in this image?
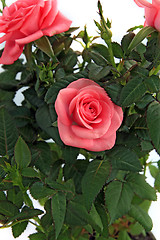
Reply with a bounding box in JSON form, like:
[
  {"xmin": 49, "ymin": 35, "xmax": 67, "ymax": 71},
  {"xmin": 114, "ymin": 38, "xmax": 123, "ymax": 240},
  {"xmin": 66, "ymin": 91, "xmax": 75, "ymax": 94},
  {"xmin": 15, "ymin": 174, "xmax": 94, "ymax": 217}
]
[{"xmin": 0, "ymin": 0, "xmax": 159, "ymax": 239}]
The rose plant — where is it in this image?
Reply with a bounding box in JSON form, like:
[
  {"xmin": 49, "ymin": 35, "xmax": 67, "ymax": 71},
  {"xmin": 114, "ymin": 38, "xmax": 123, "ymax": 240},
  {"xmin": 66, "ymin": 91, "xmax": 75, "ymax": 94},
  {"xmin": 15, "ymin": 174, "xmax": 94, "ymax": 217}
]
[{"xmin": 0, "ymin": 0, "xmax": 160, "ymax": 240}]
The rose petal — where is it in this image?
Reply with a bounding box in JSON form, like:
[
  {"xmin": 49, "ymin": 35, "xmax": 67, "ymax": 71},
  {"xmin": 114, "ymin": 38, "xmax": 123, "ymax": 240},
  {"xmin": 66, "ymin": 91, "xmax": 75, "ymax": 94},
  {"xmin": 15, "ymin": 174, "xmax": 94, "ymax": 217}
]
[
  {"xmin": 0, "ymin": 40, "xmax": 24, "ymax": 64},
  {"xmin": 57, "ymin": 120, "xmax": 93, "ymax": 149},
  {"xmin": 134, "ymin": 0, "xmax": 152, "ymax": 7},
  {"xmin": 20, "ymin": 5, "xmax": 41, "ymax": 35},
  {"xmin": 0, "ymin": 33, "xmax": 12, "ymax": 44},
  {"xmin": 42, "ymin": 11, "xmax": 72, "ymax": 36},
  {"xmin": 55, "ymin": 88, "xmax": 78, "ymax": 126},
  {"xmin": 144, "ymin": 7, "xmax": 157, "ymax": 27},
  {"xmin": 91, "ymin": 132, "xmax": 116, "ymax": 151},
  {"xmin": 102, "ymin": 104, "xmax": 123, "ymax": 138},
  {"xmin": 16, "ymin": 30, "xmax": 43, "ymax": 45},
  {"xmin": 67, "ymin": 78, "xmax": 99, "ymax": 90},
  {"xmin": 58, "ymin": 118, "xmax": 117, "ymax": 152},
  {"xmin": 153, "ymin": 0, "xmax": 160, "ymax": 6},
  {"xmin": 40, "ymin": 0, "xmax": 58, "ymax": 29},
  {"xmin": 153, "ymin": 10, "xmax": 160, "ymax": 31},
  {"xmin": 71, "ymin": 101, "xmax": 112, "ymax": 139}
]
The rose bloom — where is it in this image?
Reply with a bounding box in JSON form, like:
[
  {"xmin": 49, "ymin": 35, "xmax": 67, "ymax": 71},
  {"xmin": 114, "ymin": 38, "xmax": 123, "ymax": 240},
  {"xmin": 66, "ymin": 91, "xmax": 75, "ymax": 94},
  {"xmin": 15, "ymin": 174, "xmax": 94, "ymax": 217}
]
[
  {"xmin": 55, "ymin": 78, "xmax": 123, "ymax": 152},
  {"xmin": 0, "ymin": 0, "xmax": 72, "ymax": 65},
  {"xmin": 134, "ymin": 0, "xmax": 160, "ymax": 30}
]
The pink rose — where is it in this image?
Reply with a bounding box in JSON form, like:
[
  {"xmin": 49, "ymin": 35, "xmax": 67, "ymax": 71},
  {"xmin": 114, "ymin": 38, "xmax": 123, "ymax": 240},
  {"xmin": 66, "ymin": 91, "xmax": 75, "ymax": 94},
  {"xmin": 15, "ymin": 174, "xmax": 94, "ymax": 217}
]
[
  {"xmin": 0, "ymin": 0, "xmax": 72, "ymax": 65},
  {"xmin": 55, "ymin": 78, "xmax": 123, "ymax": 152},
  {"xmin": 134, "ymin": 0, "xmax": 160, "ymax": 30}
]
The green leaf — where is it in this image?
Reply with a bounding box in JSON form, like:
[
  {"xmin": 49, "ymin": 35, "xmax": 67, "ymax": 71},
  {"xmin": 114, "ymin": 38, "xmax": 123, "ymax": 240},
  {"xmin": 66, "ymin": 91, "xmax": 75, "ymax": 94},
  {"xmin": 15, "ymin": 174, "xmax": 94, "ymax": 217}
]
[
  {"xmin": 109, "ymin": 146, "xmax": 142, "ymax": 172},
  {"xmin": 128, "ymin": 26, "xmax": 156, "ymax": 52},
  {"xmin": 51, "ymin": 192, "xmax": 66, "ymax": 239},
  {"xmin": 118, "ymin": 231, "xmax": 131, "ymax": 240},
  {"xmin": 90, "ymin": 43, "xmax": 110, "ymax": 62},
  {"xmin": 21, "ymin": 167, "xmax": 39, "ymax": 178},
  {"xmin": 7, "ymin": 189, "xmax": 23, "ymax": 209},
  {"xmin": 141, "ymin": 140, "xmax": 153, "ymax": 151},
  {"xmin": 32, "ymin": 141, "xmax": 55, "ymax": 176},
  {"xmin": 136, "ymin": 94, "xmax": 154, "ymax": 109},
  {"xmin": 9, "ymin": 106, "xmax": 31, "ymax": 128},
  {"xmin": 147, "ymin": 101, "xmax": 160, "ymax": 155},
  {"xmin": 35, "ymin": 36, "xmax": 55, "ymax": 59},
  {"xmin": 105, "ymin": 181, "xmax": 133, "ymax": 223},
  {"xmin": 12, "ymin": 221, "xmax": 28, "ymax": 238},
  {"xmin": 64, "ymin": 159, "xmax": 89, "ymax": 194},
  {"xmin": 0, "ymin": 106, "xmax": 19, "ymax": 156},
  {"xmin": 62, "ymin": 48, "xmax": 77, "ymax": 71},
  {"xmin": 126, "ymin": 173, "xmax": 157, "ymax": 201},
  {"xmin": 154, "ymin": 171, "xmax": 160, "ymax": 192},
  {"xmin": 0, "ymin": 200, "xmax": 19, "ymax": 217},
  {"xmin": 46, "ymin": 179, "xmax": 75, "ymax": 199},
  {"xmin": 0, "ymin": 191, "xmax": 6, "ymax": 201},
  {"xmin": 62, "ymin": 146, "xmax": 79, "ymax": 165},
  {"xmin": 23, "ymin": 88, "xmax": 44, "ymax": 107},
  {"xmin": 13, "ymin": 206, "xmax": 43, "ymax": 221},
  {"xmin": 121, "ymin": 32, "xmax": 135, "ymax": 53},
  {"xmin": 149, "ymin": 165, "xmax": 159, "ymax": 179},
  {"xmin": 129, "ymin": 204, "xmax": 153, "ymax": 232},
  {"xmin": 65, "ymin": 200, "xmax": 90, "ymax": 226},
  {"xmin": 120, "ymin": 77, "xmax": 147, "ymax": 106},
  {"xmin": 89, "ymin": 204, "xmax": 103, "ymax": 233},
  {"xmin": 105, "ymin": 82, "xmax": 122, "ymax": 104},
  {"xmin": 112, "ymin": 42, "xmax": 124, "ymax": 58},
  {"xmin": 144, "ymin": 37, "xmax": 160, "ymax": 68},
  {"xmin": 87, "ymin": 49, "xmax": 108, "ymax": 66},
  {"xmin": 30, "ymin": 182, "xmax": 55, "ymax": 200},
  {"xmin": 82, "ymin": 159, "xmax": 111, "ymax": 210},
  {"xmin": 0, "ymin": 71, "xmax": 19, "ymax": 90},
  {"xmin": 95, "ymin": 204, "xmax": 109, "ymax": 237},
  {"xmin": 0, "ymin": 89, "xmax": 15, "ymax": 105},
  {"xmin": 87, "ymin": 63, "xmax": 112, "ymax": 81},
  {"xmin": 29, "ymin": 232, "xmax": 46, "ymax": 240},
  {"xmin": 145, "ymin": 75, "xmax": 160, "ymax": 93},
  {"xmin": 14, "ymin": 136, "xmax": 31, "ymax": 169},
  {"xmin": 36, "ymin": 104, "xmax": 62, "ymax": 146}
]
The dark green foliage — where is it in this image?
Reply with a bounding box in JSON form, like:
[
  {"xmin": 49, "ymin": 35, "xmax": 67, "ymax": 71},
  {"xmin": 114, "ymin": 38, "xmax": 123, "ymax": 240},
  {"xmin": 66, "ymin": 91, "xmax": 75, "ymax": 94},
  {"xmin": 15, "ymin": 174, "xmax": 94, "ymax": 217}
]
[{"xmin": 0, "ymin": 2, "xmax": 159, "ymax": 240}]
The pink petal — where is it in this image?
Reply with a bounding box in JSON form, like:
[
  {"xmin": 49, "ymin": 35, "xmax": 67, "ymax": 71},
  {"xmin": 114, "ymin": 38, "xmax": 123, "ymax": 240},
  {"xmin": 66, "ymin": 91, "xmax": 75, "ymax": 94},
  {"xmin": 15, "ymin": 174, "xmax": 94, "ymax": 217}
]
[
  {"xmin": 153, "ymin": 10, "xmax": 160, "ymax": 30},
  {"xmin": 0, "ymin": 40, "xmax": 24, "ymax": 65},
  {"xmin": 42, "ymin": 11, "xmax": 72, "ymax": 36},
  {"xmin": 67, "ymin": 78, "xmax": 99, "ymax": 90},
  {"xmin": 134, "ymin": 0, "xmax": 152, "ymax": 7},
  {"xmin": 91, "ymin": 132, "xmax": 116, "ymax": 151},
  {"xmin": 58, "ymin": 119, "xmax": 117, "ymax": 152},
  {"xmin": 57, "ymin": 120, "xmax": 93, "ymax": 149},
  {"xmin": 55, "ymin": 88, "xmax": 78, "ymax": 126},
  {"xmin": 144, "ymin": 7, "xmax": 157, "ymax": 27},
  {"xmin": 40, "ymin": 0, "xmax": 58, "ymax": 29},
  {"xmin": 103, "ymin": 104, "xmax": 123, "ymax": 138},
  {"xmin": 0, "ymin": 33, "xmax": 12, "ymax": 44},
  {"xmin": 153, "ymin": 0, "xmax": 160, "ymax": 6},
  {"xmin": 20, "ymin": 5, "xmax": 41, "ymax": 35},
  {"xmin": 71, "ymin": 101, "xmax": 112, "ymax": 139},
  {"xmin": 16, "ymin": 30, "xmax": 43, "ymax": 45}
]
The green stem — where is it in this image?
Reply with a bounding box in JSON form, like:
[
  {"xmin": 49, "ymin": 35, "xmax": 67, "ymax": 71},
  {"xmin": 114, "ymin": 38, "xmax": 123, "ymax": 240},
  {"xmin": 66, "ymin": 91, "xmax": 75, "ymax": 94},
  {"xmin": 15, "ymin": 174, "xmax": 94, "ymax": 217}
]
[
  {"xmin": 24, "ymin": 43, "xmax": 34, "ymax": 70},
  {"xmin": 106, "ymin": 40, "xmax": 116, "ymax": 68}
]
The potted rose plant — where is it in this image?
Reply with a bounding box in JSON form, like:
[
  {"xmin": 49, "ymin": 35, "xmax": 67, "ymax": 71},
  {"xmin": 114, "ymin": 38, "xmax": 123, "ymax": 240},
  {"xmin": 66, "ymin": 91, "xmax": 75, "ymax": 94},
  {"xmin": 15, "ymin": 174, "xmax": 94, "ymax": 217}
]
[{"xmin": 0, "ymin": 0, "xmax": 159, "ymax": 239}]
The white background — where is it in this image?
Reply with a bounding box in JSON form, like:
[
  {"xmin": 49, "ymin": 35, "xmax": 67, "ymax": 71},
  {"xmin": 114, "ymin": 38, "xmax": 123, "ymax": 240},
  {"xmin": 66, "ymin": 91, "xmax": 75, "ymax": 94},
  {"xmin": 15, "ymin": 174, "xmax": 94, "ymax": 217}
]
[{"xmin": 0, "ymin": 0, "xmax": 160, "ymax": 239}]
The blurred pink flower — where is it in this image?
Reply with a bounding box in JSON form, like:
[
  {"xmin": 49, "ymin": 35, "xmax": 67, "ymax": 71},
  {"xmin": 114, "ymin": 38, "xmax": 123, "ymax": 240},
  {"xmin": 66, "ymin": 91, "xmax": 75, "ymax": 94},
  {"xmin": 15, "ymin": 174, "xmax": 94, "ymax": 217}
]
[
  {"xmin": 0, "ymin": 0, "xmax": 72, "ymax": 64},
  {"xmin": 134, "ymin": 0, "xmax": 160, "ymax": 30}
]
